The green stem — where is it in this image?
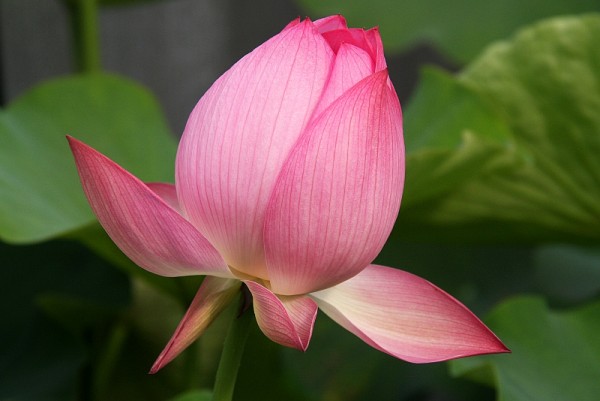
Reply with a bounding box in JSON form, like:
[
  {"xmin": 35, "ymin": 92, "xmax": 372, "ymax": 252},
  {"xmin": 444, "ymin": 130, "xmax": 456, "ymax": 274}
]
[
  {"xmin": 92, "ymin": 321, "xmax": 128, "ymax": 401},
  {"xmin": 211, "ymin": 300, "xmax": 252, "ymax": 401},
  {"xmin": 68, "ymin": 0, "xmax": 101, "ymax": 73}
]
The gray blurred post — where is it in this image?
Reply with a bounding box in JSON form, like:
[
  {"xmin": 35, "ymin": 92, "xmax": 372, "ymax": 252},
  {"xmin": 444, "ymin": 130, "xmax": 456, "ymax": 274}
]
[{"xmin": 0, "ymin": 0, "xmax": 300, "ymax": 135}]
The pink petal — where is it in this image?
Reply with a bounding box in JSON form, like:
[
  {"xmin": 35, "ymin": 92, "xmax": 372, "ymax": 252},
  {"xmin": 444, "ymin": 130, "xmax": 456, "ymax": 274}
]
[
  {"xmin": 365, "ymin": 28, "xmax": 387, "ymax": 72},
  {"xmin": 282, "ymin": 17, "xmax": 301, "ymax": 31},
  {"xmin": 146, "ymin": 183, "xmax": 181, "ymax": 214},
  {"xmin": 313, "ymin": 15, "xmax": 348, "ymax": 32},
  {"xmin": 321, "ymin": 28, "xmax": 370, "ymax": 56},
  {"xmin": 245, "ymin": 281, "xmax": 317, "ymax": 350},
  {"xmin": 68, "ymin": 136, "xmax": 231, "ymax": 278},
  {"xmin": 150, "ymin": 277, "xmax": 241, "ymax": 373},
  {"xmin": 264, "ymin": 71, "xmax": 404, "ymax": 295},
  {"xmin": 311, "ymin": 265, "xmax": 510, "ymax": 363},
  {"xmin": 312, "ymin": 42, "xmax": 375, "ymax": 119},
  {"xmin": 176, "ymin": 20, "xmax": 334, "ymax": 280}
]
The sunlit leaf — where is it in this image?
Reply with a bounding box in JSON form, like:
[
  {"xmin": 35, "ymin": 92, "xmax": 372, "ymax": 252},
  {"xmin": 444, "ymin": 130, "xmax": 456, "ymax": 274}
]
[
  {"xmin": 0, "ymin": 73, "xmax": 177, "ymax": 243},
  {"xmin": 451, "ymin": 296, "xmax": 600, "ymax": 401},
  {"xmin": 401, "ymin": 67, "xmax": 515, "ymax": 207},
  {"xmin": 398, "ymin": 14, "xmax": 600, "ymax": 243}
]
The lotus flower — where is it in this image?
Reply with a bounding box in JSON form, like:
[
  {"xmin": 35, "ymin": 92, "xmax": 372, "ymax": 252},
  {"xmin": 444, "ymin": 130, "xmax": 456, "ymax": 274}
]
[{"xmin": 68, "ymin": 15, "xmax": 508, "ymax": 373}]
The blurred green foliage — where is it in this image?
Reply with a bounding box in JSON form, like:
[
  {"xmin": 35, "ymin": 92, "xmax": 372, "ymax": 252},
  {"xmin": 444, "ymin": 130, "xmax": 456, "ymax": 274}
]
[
  {"xmin": 399, "ymin": 14, "xmax": 600, "ymax": 244},
  {"xmin": 297, "ymin": 0, "xmax": 600, "ymax": 62},
  {"xmin": 1, "ymin": 3, "xmax": 599, "ymax": 401},
  {"xmin": 0, "ymin": 74, "xmax": 176, "ymax": 244},
  {"xmin": 451, "ymin": 296, "xmax": 600, "ymax": 401},
  {"xmin": 0, "ymin": 240, "xmax": 129, "ymax": 400}
]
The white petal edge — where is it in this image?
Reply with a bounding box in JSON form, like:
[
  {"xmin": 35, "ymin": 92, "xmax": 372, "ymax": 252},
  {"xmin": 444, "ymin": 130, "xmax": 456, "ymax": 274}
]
[{"xmin": 311, "ymin": 264, "xmax": 509, "ymax": 363}]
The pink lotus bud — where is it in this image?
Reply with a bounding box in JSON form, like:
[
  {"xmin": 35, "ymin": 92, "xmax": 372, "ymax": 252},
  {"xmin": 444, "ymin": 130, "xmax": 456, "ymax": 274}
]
[{"xmin": 68, "ymin": 15, "xmax": 508, "ymax": 374}]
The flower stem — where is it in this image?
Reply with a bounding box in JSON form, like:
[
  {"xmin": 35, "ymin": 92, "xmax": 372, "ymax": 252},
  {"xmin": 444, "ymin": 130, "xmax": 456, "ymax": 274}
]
[
  {"xmin": 68, "ymin": 0, "xmax": 101, "ymax": 73},
  {"xmin": 211, "ymin": 295, "xmax": 252, "ymax": 401}
]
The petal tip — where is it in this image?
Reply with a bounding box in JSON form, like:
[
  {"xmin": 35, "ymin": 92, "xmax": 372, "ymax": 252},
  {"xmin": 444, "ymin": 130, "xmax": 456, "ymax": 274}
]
[
  {"xmin": 245, "ymin": 281, "xmax": 317, "ymax": 351},
  {"xmin": 312, "ymin": 265, "xmax": 510, "ymax": 364},
  {"xmin": 148, "ymin": 341, "xmax": 181, "ymax": 374},
  {"xmin": 66, "ymin": 134, "xmax": 85, "ymax": 154},
  {"xmin": 148, "ymin": 361, "xmax": 162, "ymax": 375}
]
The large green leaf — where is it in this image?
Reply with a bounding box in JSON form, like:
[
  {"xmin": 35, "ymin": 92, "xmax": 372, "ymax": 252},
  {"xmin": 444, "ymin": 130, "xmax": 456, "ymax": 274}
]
[
  {"xmin": 451, "ymin": 296, "xmax": 600, "ymax": 401},
  {"xmin": 401, "ymin": 67, "xmax": 515, "ymax": 208},
  {"xmin": 0, "ymin": 73, "xmax": 177, "ymax": 243},
  {"xmin": 296, "ymin": 0, "xmax": 600, "ymax": 62},
  {"xmin": 398, "ymin": 14, "xmax": 600, "ymax": 243}
]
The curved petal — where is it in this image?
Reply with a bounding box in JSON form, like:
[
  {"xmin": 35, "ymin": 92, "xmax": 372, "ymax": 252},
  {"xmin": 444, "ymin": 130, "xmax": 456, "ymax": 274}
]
[
  {"xmin": 314, "ymin": 15, "xmax": 348, "ymax": 32},
  {"xmin": 176, "ymin": 19, "xmax": 334, "ymax": 280},
  {"xmin": 265, "ymin": 71, "xmax": 404, "ymax": 295},
  {"xmin": 68, "ymin": 136, "xmax": 231, "ymax": 278},
  {"xmin": 282, "ymin": 17, "xmax": 300, "ymax": 31},
  {"xmin": 150, "ymin": 277, "xmax": 241, "ymax": 373},
  {"xmin": 365, "ymin": 28, "xmax": 387, "ymax": 72},
  {"xmin": 321, "ymin": 28, "xmax": 371, "ymax": 58},
  {"xmin": 245, "ymin": 281, "xmax": 317, "ymax": 350},
  {"xmin": 146, "ymin": 183, "xmax": 181, "ymax": 213},
  {"xmin": 311, "ymin": 265, "xmax": 510, "ymax": 363},
  {"xmin": 312, "ymin": 42, "xmax": 375, "ymax": 119}
]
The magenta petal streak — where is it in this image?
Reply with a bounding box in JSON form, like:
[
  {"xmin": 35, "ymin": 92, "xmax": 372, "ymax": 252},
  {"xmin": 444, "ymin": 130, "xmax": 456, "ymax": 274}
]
[{"xmin": 68, "ymin": 136, "xmax": 231, "ymax": 278}]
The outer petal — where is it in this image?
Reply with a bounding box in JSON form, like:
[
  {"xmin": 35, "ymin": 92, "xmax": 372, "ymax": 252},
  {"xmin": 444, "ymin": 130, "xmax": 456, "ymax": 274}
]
[
  {"xmin": 312, "ymin": 42, "xmax": 375, "ymax": 119},
  {"xmin": 364, "ymin": 28, "xmax": 387, "ymax": 72},
  {"xmin": 311, "ymin": 265, "xmax": 510, "ymax": 363},
  {"xmin": 322, "ymin": 27, "xmax": 387, "ymax": 74},
  {"xmin": 245, "ymin": 281, "xmax": 317, "ymax": 350},
  {"xmin": 150, "ymin": 277, "xmax": 241, "ymax": 373},
  {"xmin": 146, "ymin": 183, "xmax": 181, "ymax": 213},
  {"xmin": 68, "ymin": 136, "xmax": 231, "ymax": 278},
  {"xmin": 176, "ymin": 20, "xmax": 334, "ymax": 280},
  {"xmin": 265, "ymin": 71, "xmax": 404, "ymax": 295}
]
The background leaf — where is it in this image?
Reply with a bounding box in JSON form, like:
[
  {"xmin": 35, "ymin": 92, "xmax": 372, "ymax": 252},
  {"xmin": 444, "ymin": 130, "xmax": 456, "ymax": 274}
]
[
  {"xmin": 295, "ymin": 0, "xmax": 600, "ymax": 62},
  {"xmin": 400, "ymin": 67, "xmax": 515, "ymax": 208},
  {"xmin": 397, "ymin": 14, "xmax": 600, "ymax": 243},
  {"xmin": 451, "ymin": 296, "xmax": 600, "ymax": 401},
  {"xmin": 0, "ymin": 73, "xmax": 177, "ymax": 244}
]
